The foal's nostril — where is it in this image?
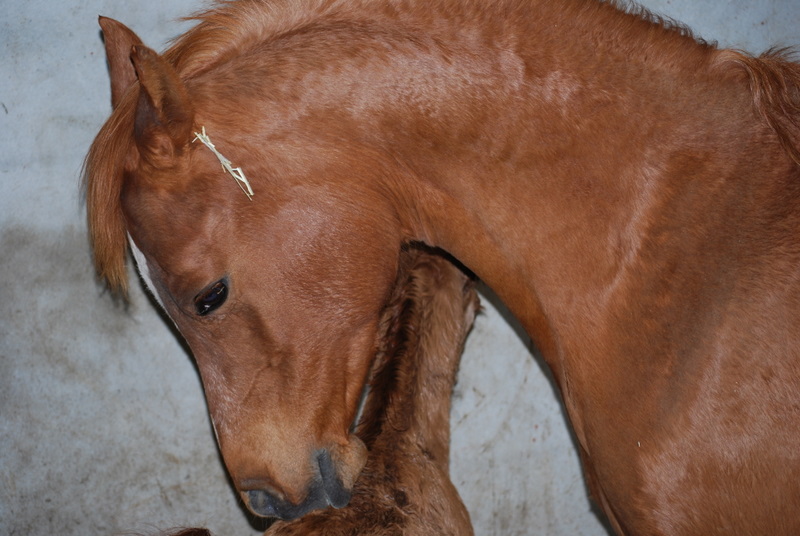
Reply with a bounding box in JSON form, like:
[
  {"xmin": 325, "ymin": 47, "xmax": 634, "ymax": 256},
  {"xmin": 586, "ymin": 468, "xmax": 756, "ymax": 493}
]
[
  {"xmin": 317, "ymin": 449, "xmax": 351, "ymax": 508},
  {"xmin": 243, "ymin": 449, "xmax": 352, "ymax": 520},
  {"xmin": 246, "ymin": 489, "xmax": 282, "ymax": 518},
  {"xmin": 245, "ymin": 486, "xmax": 328, "ymax": 520}
]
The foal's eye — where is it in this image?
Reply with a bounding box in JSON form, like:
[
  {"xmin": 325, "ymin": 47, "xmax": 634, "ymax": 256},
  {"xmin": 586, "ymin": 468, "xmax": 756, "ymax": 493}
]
[{"xmin": 194, "ymin": 280, "xmax": 229, "ymax": 316}]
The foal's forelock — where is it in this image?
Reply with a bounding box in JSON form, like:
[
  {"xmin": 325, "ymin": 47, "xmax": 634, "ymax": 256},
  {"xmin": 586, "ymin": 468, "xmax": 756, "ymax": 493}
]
[{"xmin": 84, "ymin": 88, "xmax": 138, "ymax": 295}]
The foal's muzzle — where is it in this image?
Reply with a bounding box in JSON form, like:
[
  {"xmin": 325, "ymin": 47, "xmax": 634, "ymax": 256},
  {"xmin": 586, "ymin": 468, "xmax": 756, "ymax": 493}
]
[{"xmin": 242, "ymin": 449, "xmax": 351, "ymax": 520}]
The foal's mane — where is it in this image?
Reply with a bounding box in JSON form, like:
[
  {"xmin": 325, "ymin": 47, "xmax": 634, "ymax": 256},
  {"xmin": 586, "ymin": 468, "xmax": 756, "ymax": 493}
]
[
  {"xmin": 164, "ymin": 0, "xmax": 354, "ymax": 79},
  {"xmin": 603, "ymin": 0, "xmax": 708, "ymax": 45},
  {"xmin": 84, "ymin": 0, "xmax": 800, "ymax": 295},
  {"xmin": 166, "ymin": 0, "xmax": 710, "ymax": 79},
  {"xmin": 722, "ymin": 47, "xmax": 800, "ymax": 166}
]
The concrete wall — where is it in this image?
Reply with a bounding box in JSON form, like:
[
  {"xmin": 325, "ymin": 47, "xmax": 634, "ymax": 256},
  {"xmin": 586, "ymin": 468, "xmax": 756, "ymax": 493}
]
[{"xmin": 2, "ymin": 1, "xmax": 797, "ymax": 535}]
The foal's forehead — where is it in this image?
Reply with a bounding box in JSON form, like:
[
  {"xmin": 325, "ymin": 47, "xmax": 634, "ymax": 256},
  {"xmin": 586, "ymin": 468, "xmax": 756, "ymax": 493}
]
[{"xmin": 123, "ymin": 177, "xmax": 227, "ymax": 265}]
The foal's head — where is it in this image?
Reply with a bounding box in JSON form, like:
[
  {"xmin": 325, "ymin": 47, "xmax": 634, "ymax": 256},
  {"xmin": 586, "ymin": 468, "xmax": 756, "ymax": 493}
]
[{"xmin": 87, "ymin": 16, "xmax": 419, "ymax": 519}]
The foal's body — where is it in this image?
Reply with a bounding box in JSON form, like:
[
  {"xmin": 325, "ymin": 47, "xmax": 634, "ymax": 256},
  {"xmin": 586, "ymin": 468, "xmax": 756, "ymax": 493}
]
[{"xmin": 87, "ymin": 1, "xmax": 800, "ymax": 534}]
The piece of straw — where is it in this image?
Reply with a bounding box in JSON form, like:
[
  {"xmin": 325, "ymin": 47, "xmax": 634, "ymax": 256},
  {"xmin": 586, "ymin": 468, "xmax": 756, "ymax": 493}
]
[{"xmin": 193, "ymin": 127, "xmax": 254, "ymax": 200}]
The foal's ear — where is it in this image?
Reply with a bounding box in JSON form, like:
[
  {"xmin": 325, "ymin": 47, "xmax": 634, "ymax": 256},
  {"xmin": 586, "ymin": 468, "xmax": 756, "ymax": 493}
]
[
  {"xmin": 98, "ymin": 17, "xmax": 194, "ymax": 165},
  {"xmin": 98, "ymin": 17, "xmax": 143, "ymax": 109},
  {"xmin": 130, "ymin": 44, "xmax": 195, "ymax": 167}
]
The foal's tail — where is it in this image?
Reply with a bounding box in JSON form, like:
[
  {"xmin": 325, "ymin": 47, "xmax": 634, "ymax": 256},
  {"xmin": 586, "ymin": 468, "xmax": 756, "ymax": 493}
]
[{"xmin": 721, "ymin": 47, "xmax": 800, "ymax": 166}]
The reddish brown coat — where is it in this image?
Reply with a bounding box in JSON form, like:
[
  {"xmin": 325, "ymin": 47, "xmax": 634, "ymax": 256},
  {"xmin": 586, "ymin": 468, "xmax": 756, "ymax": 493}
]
[{"xmin": 86, "ymin": 1, "xmax": 800, "ymax": 534}]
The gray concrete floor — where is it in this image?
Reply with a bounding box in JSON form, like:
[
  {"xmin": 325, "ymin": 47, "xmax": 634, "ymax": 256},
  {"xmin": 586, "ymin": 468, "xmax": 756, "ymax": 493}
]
[{"xmin": 2, "ymin": 1, "xmax": 798, "ymax": 535}]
